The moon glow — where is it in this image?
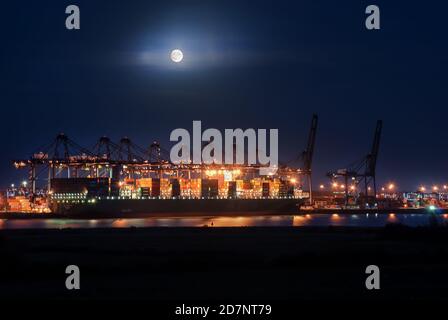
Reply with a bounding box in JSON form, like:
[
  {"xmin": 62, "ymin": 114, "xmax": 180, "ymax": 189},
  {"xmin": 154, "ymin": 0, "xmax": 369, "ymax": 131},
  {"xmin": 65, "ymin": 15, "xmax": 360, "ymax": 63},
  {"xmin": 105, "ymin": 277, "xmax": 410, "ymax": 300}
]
[{"xmin": 170, "ymin": 49, "xmax": 183, "ymax": 63}]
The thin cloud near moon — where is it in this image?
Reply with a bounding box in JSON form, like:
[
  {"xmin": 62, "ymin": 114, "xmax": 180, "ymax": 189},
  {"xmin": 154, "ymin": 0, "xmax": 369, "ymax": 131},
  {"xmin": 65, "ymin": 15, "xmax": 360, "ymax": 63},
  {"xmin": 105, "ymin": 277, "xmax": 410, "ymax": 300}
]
[{"xmin": 135, "ymin": 49, "xmax": 276, "ymax": 69}]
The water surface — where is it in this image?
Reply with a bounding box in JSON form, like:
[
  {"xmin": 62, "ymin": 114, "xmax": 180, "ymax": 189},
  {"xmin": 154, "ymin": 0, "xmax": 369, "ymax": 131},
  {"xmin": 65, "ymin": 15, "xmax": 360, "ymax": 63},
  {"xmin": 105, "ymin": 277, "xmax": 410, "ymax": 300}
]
[{"xmin": 1, "ymin": 213, "xmax": 447, "ymax": 229}]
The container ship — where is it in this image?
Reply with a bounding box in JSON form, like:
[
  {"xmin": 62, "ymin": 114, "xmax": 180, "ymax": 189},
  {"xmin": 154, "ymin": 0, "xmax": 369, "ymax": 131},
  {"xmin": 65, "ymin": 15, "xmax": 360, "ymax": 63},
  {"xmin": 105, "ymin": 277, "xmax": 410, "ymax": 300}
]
[
  {"xmin": 9, "ymin": 133, "xmax": 311, "ymax": 218},
  {"xmin": 49, "ymin": 174, "xmax": 305, "ymax": 218}
]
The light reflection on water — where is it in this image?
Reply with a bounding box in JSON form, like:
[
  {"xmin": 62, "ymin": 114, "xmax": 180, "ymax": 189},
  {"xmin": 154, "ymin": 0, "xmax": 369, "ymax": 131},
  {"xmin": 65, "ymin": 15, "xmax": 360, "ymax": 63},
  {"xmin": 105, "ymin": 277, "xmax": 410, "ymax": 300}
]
[{"xmin": 0, "ymin": 213, "xmax": 446, "ymax": 230}]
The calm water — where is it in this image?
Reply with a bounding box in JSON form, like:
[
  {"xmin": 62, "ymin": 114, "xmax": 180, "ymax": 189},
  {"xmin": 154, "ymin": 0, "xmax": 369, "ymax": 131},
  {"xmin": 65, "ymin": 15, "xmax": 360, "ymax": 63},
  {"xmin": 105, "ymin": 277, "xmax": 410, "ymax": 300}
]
[{"xmin": 0, "ymin": 213, "xmax": 447, "ymax": 229}]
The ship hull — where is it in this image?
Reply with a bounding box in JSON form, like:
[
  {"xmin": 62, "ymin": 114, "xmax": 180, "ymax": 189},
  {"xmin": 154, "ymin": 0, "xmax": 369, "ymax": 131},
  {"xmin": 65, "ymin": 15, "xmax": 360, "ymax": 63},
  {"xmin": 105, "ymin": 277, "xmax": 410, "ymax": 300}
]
[{"xmin": 53, "ymin": 198, "xmax": 302, "ymax": 218}]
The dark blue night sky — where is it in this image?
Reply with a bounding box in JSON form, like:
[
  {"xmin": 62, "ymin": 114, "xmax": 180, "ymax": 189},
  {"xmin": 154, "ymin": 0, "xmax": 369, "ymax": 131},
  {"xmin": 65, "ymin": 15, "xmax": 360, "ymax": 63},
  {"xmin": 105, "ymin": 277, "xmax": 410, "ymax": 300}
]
[{"xmin": 1, "ymin": 0, "xmax": 447, "ymax": 190}]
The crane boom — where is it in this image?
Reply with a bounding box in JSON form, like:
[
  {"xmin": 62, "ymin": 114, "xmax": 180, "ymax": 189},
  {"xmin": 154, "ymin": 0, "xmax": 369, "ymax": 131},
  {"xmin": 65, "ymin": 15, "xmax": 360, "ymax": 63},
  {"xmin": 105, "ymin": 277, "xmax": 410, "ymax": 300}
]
[
  {"xmin": 366, "ymin": 120, "xmax": 382, "ymax": 177},
  {"xmin": 303, "ymin": 114, "xmax": 318, "ymax": 173}
]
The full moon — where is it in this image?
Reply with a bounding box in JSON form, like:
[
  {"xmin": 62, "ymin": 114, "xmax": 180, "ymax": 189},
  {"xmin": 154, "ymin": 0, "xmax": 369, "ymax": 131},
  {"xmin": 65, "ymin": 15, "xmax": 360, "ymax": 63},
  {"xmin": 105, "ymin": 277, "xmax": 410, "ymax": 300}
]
[{"xmin": 170, "ymin": 49, "xmax": 183, "ymax": 63}]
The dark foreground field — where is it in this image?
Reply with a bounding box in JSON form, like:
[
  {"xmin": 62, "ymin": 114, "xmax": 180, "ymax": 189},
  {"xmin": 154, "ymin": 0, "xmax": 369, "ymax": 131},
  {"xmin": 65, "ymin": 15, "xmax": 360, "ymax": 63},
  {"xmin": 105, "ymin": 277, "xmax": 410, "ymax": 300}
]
[{"xmin": 0, "ymin": 225, "xmax": 448, "ymax": 302}]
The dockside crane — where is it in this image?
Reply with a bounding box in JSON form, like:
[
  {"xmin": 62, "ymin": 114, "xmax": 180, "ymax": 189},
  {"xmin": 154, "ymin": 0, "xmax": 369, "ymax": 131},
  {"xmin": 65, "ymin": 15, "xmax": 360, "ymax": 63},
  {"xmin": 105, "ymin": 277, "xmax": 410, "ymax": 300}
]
[
  {"xmin": 365, "ymin": 120, "xmax": 382, "ymax": 201},
  {"xmin": 13, "ymin": 133, "xmax": 97, "ymax": 194},
  {"xmin": 302, "ymin": 114, "xmax": 318, "ymax": 204},
  {"xmin": 93, "ymin": 136, "xmax": 112, "ymax": 160},
  {"xmin": 14, "ymin": 134, "xmax": 177, "ymax": 195},
  {"xmin": 327, "ymin": 120, "xmax": 383, "ymax": 208}
]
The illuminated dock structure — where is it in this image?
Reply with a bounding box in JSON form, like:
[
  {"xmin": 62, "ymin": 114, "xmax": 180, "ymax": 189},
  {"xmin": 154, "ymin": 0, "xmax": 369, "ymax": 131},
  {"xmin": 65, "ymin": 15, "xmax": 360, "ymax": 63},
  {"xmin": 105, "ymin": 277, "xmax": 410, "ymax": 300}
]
[{"xmin": 12, "ymin": 116, "xmax": 318, "ymax": 209}]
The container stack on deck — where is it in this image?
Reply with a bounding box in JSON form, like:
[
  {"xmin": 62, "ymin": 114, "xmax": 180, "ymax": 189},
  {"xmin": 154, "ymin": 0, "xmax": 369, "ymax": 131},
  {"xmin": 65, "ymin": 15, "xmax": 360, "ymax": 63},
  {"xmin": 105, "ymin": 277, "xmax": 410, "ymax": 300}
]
[{"xmin": 49, "ymin": 173, "xmax": 301, "ymax": 203}]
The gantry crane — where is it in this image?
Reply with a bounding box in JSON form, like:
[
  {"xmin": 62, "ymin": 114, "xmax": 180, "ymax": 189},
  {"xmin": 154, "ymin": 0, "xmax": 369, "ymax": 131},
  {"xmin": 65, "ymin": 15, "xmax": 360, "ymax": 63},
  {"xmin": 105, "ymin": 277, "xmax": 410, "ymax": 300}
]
[
  {"xmin": 301, "ymin": 114, "xmax": 318, "ymax": 204},
  {"xmin": 327, "ymin": 120, "xmax": 382, "ymax": 208}
]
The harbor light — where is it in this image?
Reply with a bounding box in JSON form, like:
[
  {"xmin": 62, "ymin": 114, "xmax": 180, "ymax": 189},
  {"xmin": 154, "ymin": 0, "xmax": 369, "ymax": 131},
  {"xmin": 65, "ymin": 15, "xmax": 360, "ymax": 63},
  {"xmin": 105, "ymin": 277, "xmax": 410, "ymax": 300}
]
[
  {"xmin": 420, "ymin": 186, "xmax": 426, "ymax": 192},
  {"xmin": 319, "ymin": 184, "xmax": 324, "ymax": 189},
  {"xmin": 232, "ymin": 169, "xmax": 241, "ymax": 176},
  {"xmin": 433, "ymin": 186, "xmax": 439, "ymax": 192},
  {"xmin": 22, "ymin": 181, "xmax": 27, "ymax": 187},
  {"xmin": 388, "ymin": 183, "xmax": 395, "ymax": 190},
  {"xmin": 388, "ymin": 213, "xmax": 396, "ymax": 219}
]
